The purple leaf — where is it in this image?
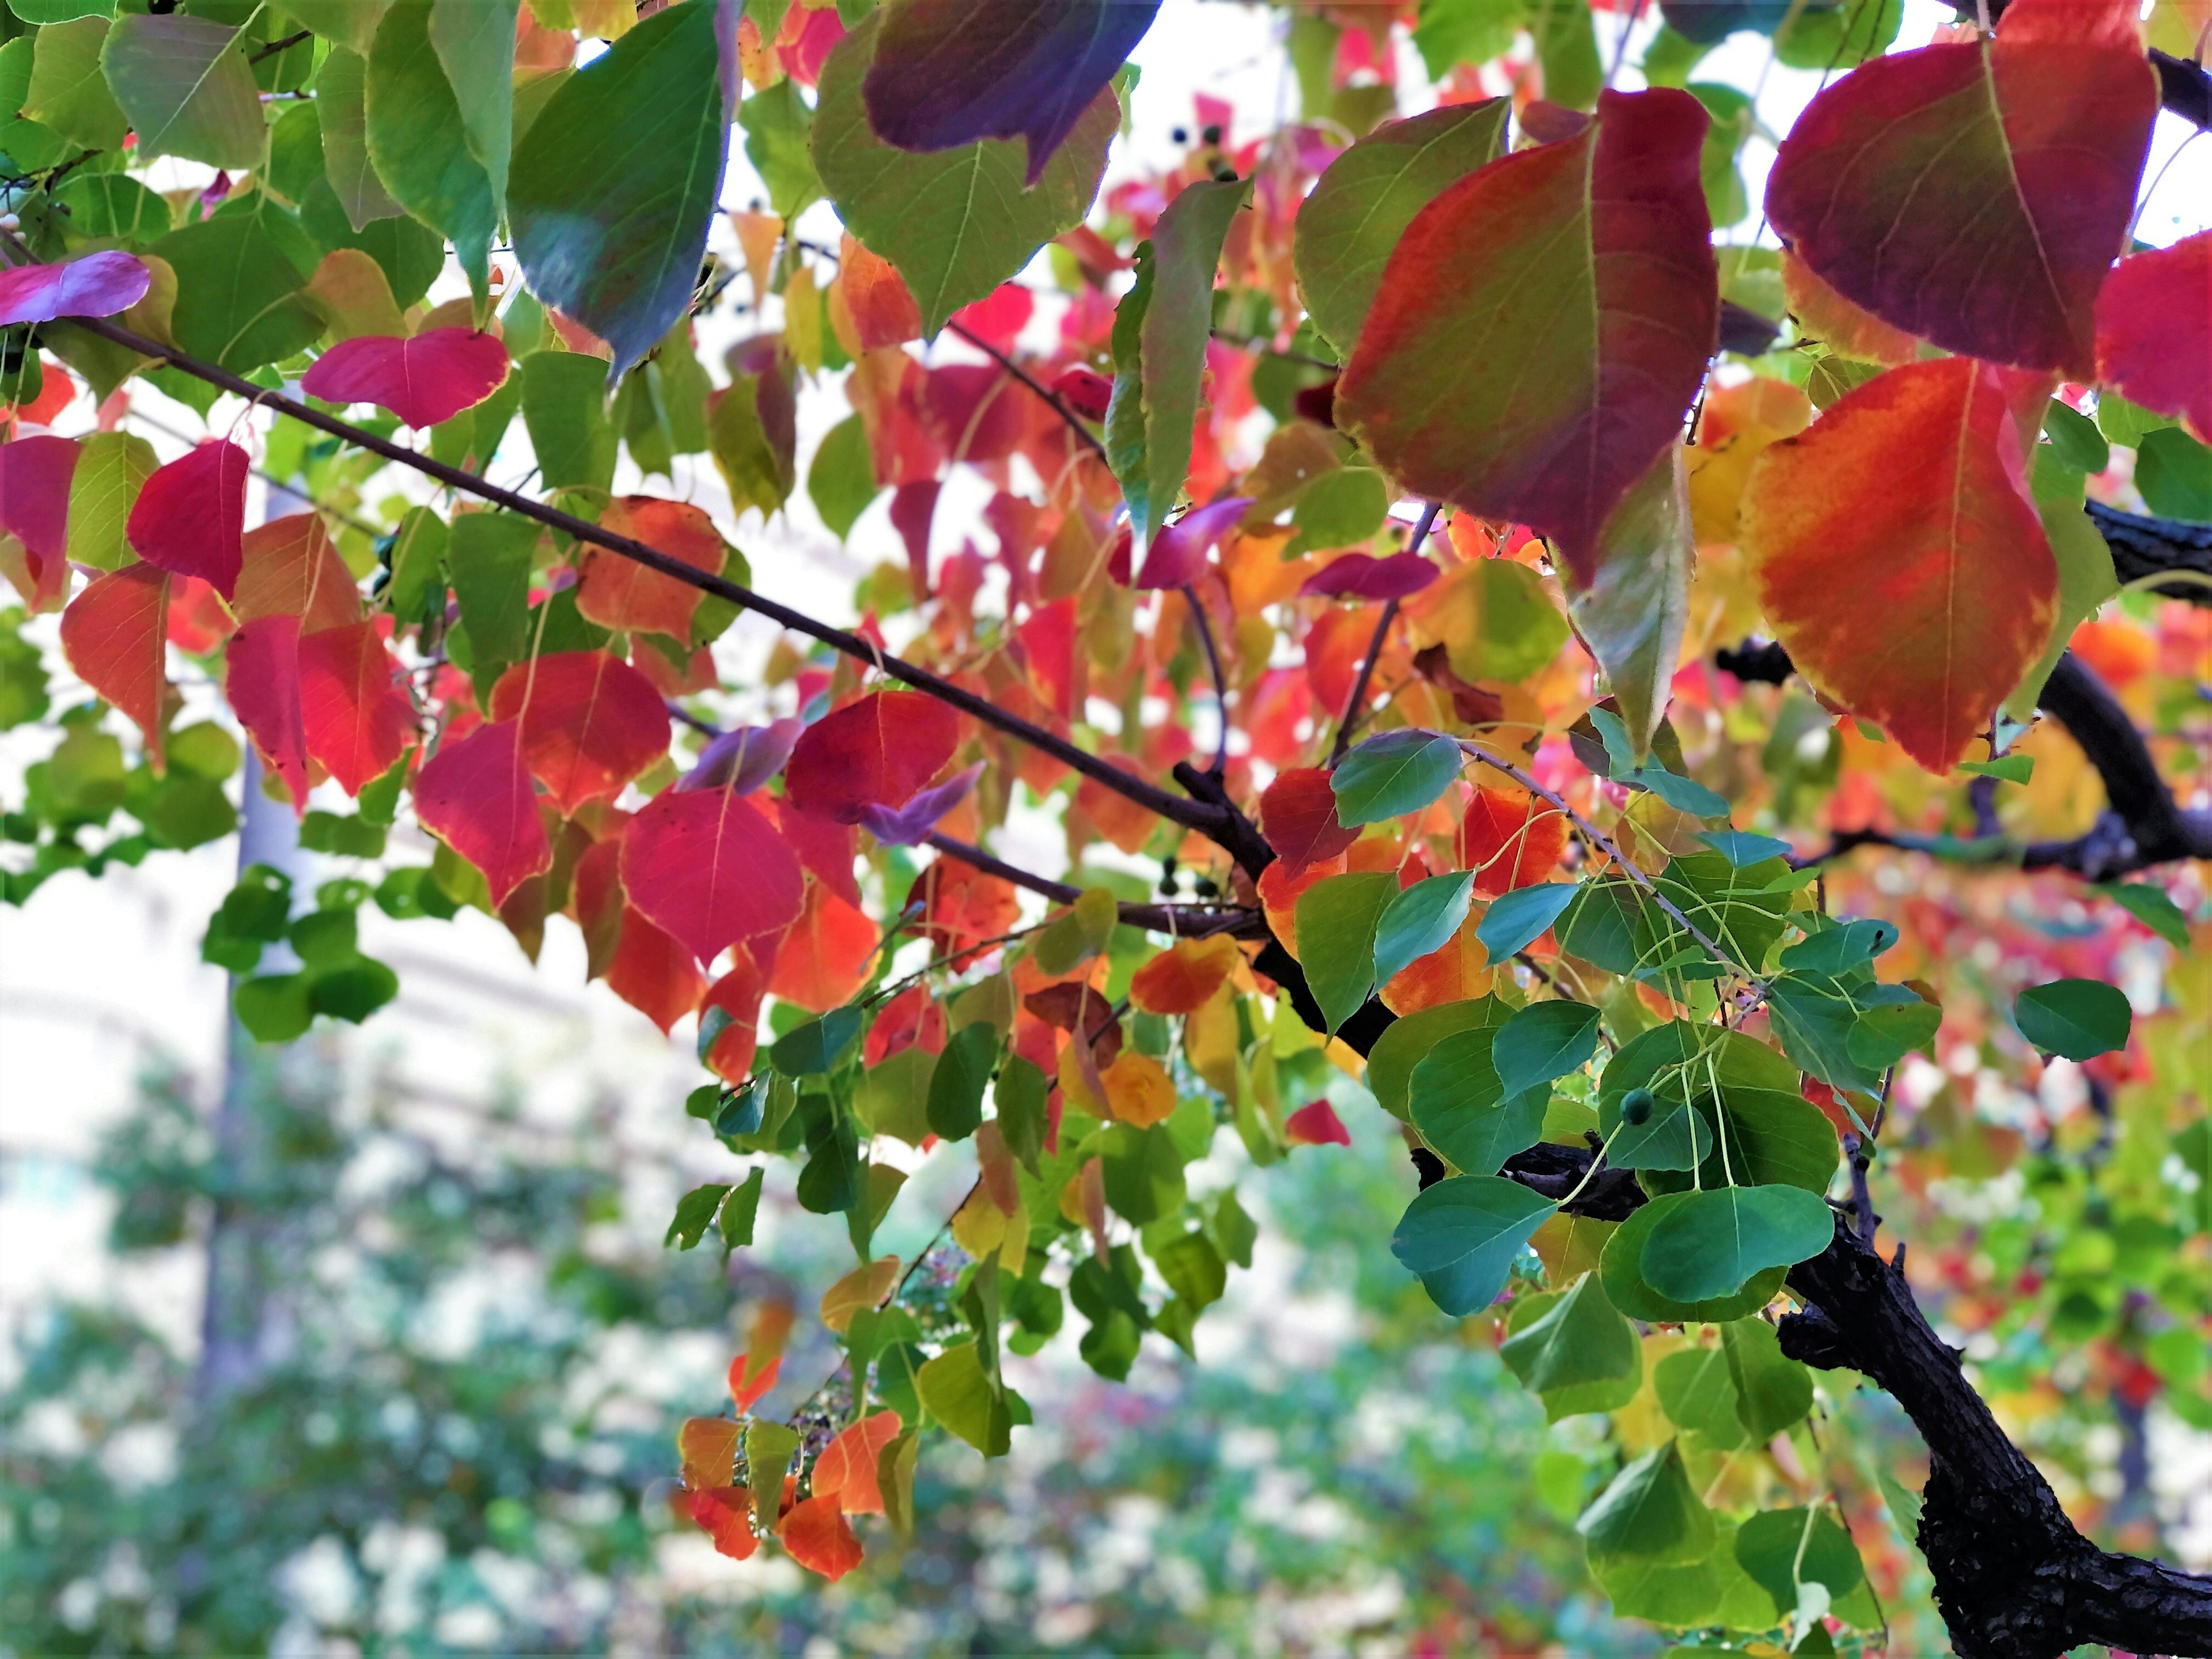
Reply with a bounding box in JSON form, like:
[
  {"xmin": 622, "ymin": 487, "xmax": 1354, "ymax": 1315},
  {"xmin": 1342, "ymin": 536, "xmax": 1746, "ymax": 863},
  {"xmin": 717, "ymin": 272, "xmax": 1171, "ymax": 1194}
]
[
  {"xmin": 862, "ymin": 0, "xmax": 1161, "ymax": 185},
  {"xmin": 677, "ymin": 718, "xmax": 803, "ymax": 797},
  {"xmin": 1300, "ymin": 551, "xmax": 1442, "ymax": 601},
  {"xmin": 1133, "ymin": 495, "xmax": 1254, "ymax": 591},
  {"xmin": 0, "ymin": 251, "xmax": 153, "ymax": 327},
  {"xmin": 855, "ymin": 761, "xmax": 984, "ymax": 846}
]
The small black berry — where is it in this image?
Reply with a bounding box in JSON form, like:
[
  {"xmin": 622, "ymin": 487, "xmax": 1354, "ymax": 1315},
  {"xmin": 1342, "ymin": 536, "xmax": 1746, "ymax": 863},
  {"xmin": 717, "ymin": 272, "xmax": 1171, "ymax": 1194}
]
[{"xmin": 1620, "ymin": 1088, "xmax": 1656, "ymax": 1126}]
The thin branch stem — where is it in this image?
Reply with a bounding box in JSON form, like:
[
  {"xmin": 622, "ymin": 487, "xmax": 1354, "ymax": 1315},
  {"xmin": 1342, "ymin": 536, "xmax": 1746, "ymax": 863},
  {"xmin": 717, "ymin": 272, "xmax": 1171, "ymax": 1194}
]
[
  {"xmin": 944, "ymin": 317, "xmax": 1107, "ymax": 462},
  {"xmin": 1328, "ymin": 499, "xmax": 1440, "ymax": 764},
  {"xmin": 1182, "ymin": 584, "xmax": 1230, "ymax": 777},
  {"xmin": 248, "ymin": 27, "xmax": 312, "ymax": 62},
  {"xmin": 922, "ymin": 832, "xmax": 1260, "ymax": 938},
  {"xmin": 53, "ymin": 308, "xmax": 1232, "ymax": 842}
]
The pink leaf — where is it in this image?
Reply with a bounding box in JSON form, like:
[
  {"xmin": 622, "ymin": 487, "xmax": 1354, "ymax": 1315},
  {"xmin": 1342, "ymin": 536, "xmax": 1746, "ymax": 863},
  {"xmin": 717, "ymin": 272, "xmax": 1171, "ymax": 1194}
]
[
  {"xmin": 224, "ymin": 616, "xmax": 311, "ymax": 810},
  {"xmin": 1300, "ymin": 551, "xmax": 1441, "ymax": 601},
  {"xmin": 620, "ymin": 785, "xmax": 805, "ymax": 965},
  {"xmin": 301, "ymin": 329, "xmax": 513, "ymax": 430},
  {"xmin": 1134, "ymin": 495, "xmax": 1253, "ymax": 590},
  {"xmin": 1286, "ymin": 1100, "xmax": 1351, "ymax": 1146},
  {"xmin": 0, "ymin": 251, "xmax": 153, "ymax": 326},
  {"xmin": 855, "ymin": 760, "xmax": 983, "ymax": 846},
  {"xmin": 0, "ymin": 434, "xmax": 79, "ymax": 563},
  {"xmin": 415, "ymin": 719, "xmax": 553, "ymax": 906},
  {"xmin": 2094, "ymin": 231, "xmax": 2212, "ymax": 442},
  {"xmin": 128, "ymin": 441, "xmax": 249, "ymax": 599},
  {"xmin": 298, "ymin": 620, "xmax": 416, "ymax": 796}
]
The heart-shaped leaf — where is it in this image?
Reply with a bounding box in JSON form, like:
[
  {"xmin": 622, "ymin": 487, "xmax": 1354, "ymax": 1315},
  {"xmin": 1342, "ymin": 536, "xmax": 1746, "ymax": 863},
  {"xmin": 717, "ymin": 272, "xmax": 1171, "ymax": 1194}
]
[
  {"xmin": 2014, "ymin": 978, "xmax": 2132, "ymax": 1060},
  {"xmin": 1331, "ymin": 728, "xmax": 1463, "ymax": 827},
  {"xmin": 1474, "ymin": 881, "xmax": 1578, "ymax": 962},
  {"xmin": 1638, "ymin": 1183, "xmax": 1835, "ymax": 1303},
  {"xmin": 1392, "ymin": 1173, "xmax": 1556, "ymax": 1314},
  {"xmin": 302, "ymin": 328, "xmax": 511, "ymax": 430},
  {"xmin": 1493, "ymin": 999, "xmax": 1601, "ymax": 1099},
  {"xmin": 1373, "ymin": 871, "xmax": 1476, "ymax": 990}
]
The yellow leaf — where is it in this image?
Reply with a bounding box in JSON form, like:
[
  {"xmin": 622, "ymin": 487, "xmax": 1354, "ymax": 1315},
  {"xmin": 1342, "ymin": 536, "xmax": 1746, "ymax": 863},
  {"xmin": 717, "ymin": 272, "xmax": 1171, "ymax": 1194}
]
[
  {"xmin": 820, "ymin": 1255, "xmax": 900, "ymax": 1332},
  {"xmin": 1101, "ymin": 1050, "xmax": 1176, "ymax": 1127}
]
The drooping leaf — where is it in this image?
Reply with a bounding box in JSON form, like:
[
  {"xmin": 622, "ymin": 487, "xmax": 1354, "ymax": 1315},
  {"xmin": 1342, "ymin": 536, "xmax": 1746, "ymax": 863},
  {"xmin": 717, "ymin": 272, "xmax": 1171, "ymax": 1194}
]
[
  {"xmin": 150, "ymin": 208, "xmax": 323, "ymax": 373},
  {"xmin": 1392, "ymin": 1172, "xmax": 1556, "ymax": 1315},
  {"xmin": 1292, "ymin": 869, "xmax": 1399, "ymax": 1032},
  {"xmin": 127, "ymin": 442, "xmax": 248, "ymax": 600},
  {"xmin": 1638, "ymin": 1183, "xmax": 1835, "ymax": 1302},
  {"xmin": 1475, "ymin": 881, "xmax": 1578, "ymax": 963},
  {"xmin": 2099, "ymin": 882, "xmax": 2191, "ymax": 950},
  {"xmin": 861, "ymin": 0, "xmax": 1160, "ymax": 184},
  {"xmin": 1568, "ymin": 442, "xmax": 1694, "ymax": 763},
  {"xmin": 1740, "ymin": 358, "xmax": 2058, "ymax": 772},
  {"xmin": 1411, "ymin": 1027, "xmax": 1548, "ymax": 1176},
  {"xmin": 2014, "ymin": 978, "xmax": 2132, "ymax": 1060},
  {"xmin": 509, "ymin": 0, "xmax": 733, "ymax": 378},
  {"xmin": 427, "ymin": 0, "xmax": 518, "ymax": 210},
  {"xmin": 316, "ymin": 46, "xmax": 403, "ymax": 230},
  {"xmin": 620, "ymin": 785, "xmax": 805, "ymax": 965},
  {"xmin": 100, "ymin": 12, "xmax": 264, "ymax": 169},
  {"xmin": 783, "ymin": 690, "xmax": 961, "ymax": 824},
  {"xmin": 0, "ymin": 251, "xmax": 150, "ymax": 327},
  {"xmin": 1131, "ymin": 494, "xmax": 1253, "ymax": 590},
  {"xmin": 488, "ymin": 651, "xmax": 669, "ymax": 813},
  {"xmin": 59, "ymin": 563, "xmax": 169, "ymax": 767},
  {"xmin": 1764, "ymin": 0, "xmax": 2156, "ymax": 377},
  {"xmin": 1293, "ymin": 99, "xmax": 1508, "ymax": 358},
  {"xmin": 1499, "ymin": 1271, "xmax": 1641, "ymax": 1417},
  {"xmin": 413, "ymin": 718, "xmax": 552, "ymax": 904},
  {"xmin": 1331, "ymin": 728, "xmax": 1463, "ymax": 827},
  {"xmin": 1127, "ymin": 196, "xmax": 1249, "ymax": 555},
  {"xmin": 63, "ymin": 431, "xmax": 156, "ymax": 572},
  {"xmin": 366, "ymin": 0, "xmax": 498, "ymax": 297},
  {"xmin": 297, "ymin": 620, "xmax": 415, "ymax": 797},
  {"xmin": 301, "ymin": 329, "xmax": 510, "ymax": 430},
  {"xmin": 1338, "ymin": 89, "xmax": 1715, "ymax": 573},
  {"xmin": 226, "ymin": 620, "xmax": 312, "ymax": 808},
  {"xmin": 1719, "ymin": 1315, "xmax": 1813, "ymax": 1440},
  {"xmin": 1577, "ymin": 1440, "xmax": 1715, "ymax": 1566},
  {"xmin": 1259, "ymin": 765, "xmax": 1361, "ymax": 872},
  {"xmin": 1493, "ymin": 999, "xmax": 1602, "ymax": 1099},
  {"xmin": 1373, "ymin": 872, "xmax": 1477, "ymax": 990},
  {"xmin": 2095, "ymin": 231, "xmax": 2211, "ymax": 442},
  {"xmin": 445, "ymin": 511, "xmax": 536, "ymax": 694},
  {"xmin": 739, "ymin": 75, "xmax": 820, "ymax": 220}
]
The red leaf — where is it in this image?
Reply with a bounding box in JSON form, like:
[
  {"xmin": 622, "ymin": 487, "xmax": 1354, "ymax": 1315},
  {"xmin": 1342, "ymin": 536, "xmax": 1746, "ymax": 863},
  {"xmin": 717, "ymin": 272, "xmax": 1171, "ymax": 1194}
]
[
  {"xmin": 488, "ymin": 650, "xmax": 669, "ymax": 814},
  {"xmin": 1765, "ymin": 2, "xmax": 2156, "ymax": 378},
  {"xmin": 1300, "ymin": 551, "xmax": 1440, "ymax": 601},
  {"xmin": 165, "ymin": 576, "xmax": 233, "ymax": 654},
  {"xmin": 1337, "ymin": 89, "xmax": 1715, "ymax": 575},
  {"xmin": 605, "ymin": 905, "xmax": 707, "ymax": 1034},
  {"xmin": 729, "ymin": 1345, "xmax": 784, "ymax": 1413},
  {"xmin": 0, "ymin": 434, "xmax": 78, "ymax": 562},
  {"xmin": 2095, "ymin": 231, "xmax": 2212, "ymax": 442},
  {"xmin": 764, "ymin": 797, "xmax": 863, "ymax": 906},
  {"xmin": 300, "ymin": 328, "xmax": 512, "ymax": 429},
  {"xmin": 1260, "ymin": 767, "xmax": 1359, "ymax": 872},
  {"xmin": 1016, "ymin": 598, "xmax": 1081, "ymax": 721},
  {"xmin": 414, "ymin": 719, "xmax": 554, "ymax": 904},
  {"xmin": 783, "ymin": 690, "xmax": 961, "ymax": 824},
  {"xmin": 703, "ymin": 949, "xmax": 770, "ymax": 1081},
  {"xmin": 234, "ymin": 514, "xmax": 361, "ymax": 631},
  {"xmin": 621, "ymin": 785, "xmax": 805, "ymax": 965},
  {"xmin": 765, "ymin": 881, "xmax": 881, "ymax": 1012},
  {"xmin": 864, "ymin": 982, "xmax": 946, "ymax": 1065},
  {"xmin": 684, "ymin": 1486, "xmax": 759, "ymax": 1560},
  {"xmin": 777, "ymin": 1492, "xmax": 864, "ymax": 1581},
  {"xmin": 0, "ymin": 251, "xmax": 152, "ymax": 325},
  {"xmin": 128, "ymin": 441, "xmax": 249, "ymax": 599},
  {"xmin": 571, "ymin": 832, "xmax": 626, "ymax": 980},
  {"xmin": 1458, "ymin": 786, "xmax": 1569, "ymax": 896},
  {"xmin": 59, "ymin": 564, "xmax": 170, "ymax": 767},
  {"xmin": 889, "ymin": 479, "xmax": 939, "ymax": 597},
  {"xmin": 576, "ymin": 497, "xmax": 725, "ymax": 639},
  {"xmin": 838, "ymin": 236, "xmax": 922, "ymax": 349},
  {"xmin": 1740, "ymin": 358, "xmax": 2057, "ymax": 773},
  {"xmin": 810, "ymin": 1410, "xmax": 903, "ymax": 1514},
  {"xmin": 224, "ymin": 616, "xmax": 311, "ymax": 808},
  {"xmin": 298, "ymin": 621, "xmax": 414, "ymax": 796},
  {"xmin": 1286, "ymin": 1100, "xmax": 1351, "ymax": 1146},
  {"xmin": 950, "ymin": 284, "xmax": 1033, "ymax": 353},
  {"xmin": 1134, "ymin": 495, "xmax": 1252, "ymax": 590}
]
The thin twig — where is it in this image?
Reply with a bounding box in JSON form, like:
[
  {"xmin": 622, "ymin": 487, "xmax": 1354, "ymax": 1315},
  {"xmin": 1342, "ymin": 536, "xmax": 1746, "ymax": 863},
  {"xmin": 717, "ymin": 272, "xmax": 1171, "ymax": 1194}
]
[
  {"xmin": 945, "ymin": 317, "xmax": 1107, "ymax": 462},
  {"xmin": 1328, "ymin": 500, "xmax": 1440, "ymax": 764},
  {"xmin": 1182, "ymin": 584, "xmax": 1231, "ymax": 777},
  {"xmin": 923, "ymin": 832, "xmax": 1261, "ymax": 938},
  {"xmin": 249, "ymin": 27, "xmax": 312, "ymax": 62}
]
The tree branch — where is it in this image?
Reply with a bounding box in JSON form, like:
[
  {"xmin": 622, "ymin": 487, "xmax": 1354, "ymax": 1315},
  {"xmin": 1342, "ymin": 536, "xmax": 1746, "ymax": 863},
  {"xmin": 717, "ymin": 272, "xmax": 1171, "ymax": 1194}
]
[
  {"xmin": 1182, "ymin": 584, "xmax": 1230, "ymax": 778},
  {"xmin": 920, "ymin": 832, "xmax": 1263, "ymax": 938},
  {"xmin": 60, "ymin": 312, "xmax": 1238, "ymax": 844},
  {"xmin": 2085, "ymin": 501, "xmax": 2212, "ymax": 605},
  {"xmin": 1328, "ymin": 500, "xmax": 1440, "ymax": 764}
]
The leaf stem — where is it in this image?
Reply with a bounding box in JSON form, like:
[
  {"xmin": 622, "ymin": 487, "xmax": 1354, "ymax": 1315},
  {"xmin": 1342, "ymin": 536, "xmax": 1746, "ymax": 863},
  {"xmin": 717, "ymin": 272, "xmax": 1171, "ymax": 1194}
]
[{"xmin": 1328, "ymin": 499, "xmax": 1440, "ymax": 765}]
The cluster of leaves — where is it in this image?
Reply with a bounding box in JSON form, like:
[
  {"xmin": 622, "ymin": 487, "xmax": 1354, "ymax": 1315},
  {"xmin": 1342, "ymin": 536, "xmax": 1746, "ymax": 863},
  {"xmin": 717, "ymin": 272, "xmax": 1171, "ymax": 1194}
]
[{"xmin": 0, "ymin": 0, "xmax": 2206, "ymax": 1640}]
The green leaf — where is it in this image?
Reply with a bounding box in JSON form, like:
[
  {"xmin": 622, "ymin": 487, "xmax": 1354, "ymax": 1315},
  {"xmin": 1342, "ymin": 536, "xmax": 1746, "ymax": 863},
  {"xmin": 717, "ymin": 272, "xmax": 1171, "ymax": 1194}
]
[
  {"xmin": 510, "ymin": 0, "xmax": 730, "ymax": 378},
  {"xmin": 1331, "ymin": 728, "xmax": 1464, "ymax": 827},
  {"xmin": 2138, "ymin": 427, "xmax": 2212, "ymax": 522},
  {"xmin": 316, "ymin": 46, "xmax": 404, "ymax": 232},
  {"xmin": 2015, "ymin": 978, "xmax": 2133, "ymax": 1060},
  {"xmin": 918, "ymin": 1339, "xmax": 1016, "ymax": 1453},
  {"xmin": 772, "ymin": 1005, "xmax": 865, "ymax": 1075},
  {"xmin": 1283, "ymin": 465, "xmax": 1389, "ymax": 558},
  {"xmin": 1577, "ymin": 1440, "xmax": 1715, "ymax": 1565},
  {"xmin": 808, "ymin": 413, "xmax": 881, "ymax": 540},
  {"xmin": 1639, "ymin": 1183, "xmax": 1835, "ymax": 1303},
  {"xmin": 1365, "ymin": 994, "xmax": 1509, "ymax": 1121},
  {"xmin": 1720, "ymin": 1315, "xmax": 1813, "ymax": 1440},
  {"xmin": 745, "ymin": 1419, "xmax": 800, "ymax": 1522},
  {"xmin": 1293, "ymin": 870, "xmax": 1398, "ymax": 1032},
  {"xmin": 740, "ymin": 75, "xmax": 819, "ymax": 219},
  {"xmin": 65, "ymin": 432, "xmax": 157, "ymax": 573},
  {"xmin": 309, "ymin": 955, "xmax": 400, "ymax": 1022},
  {"xmin": 427, "ymin": 0, "xmax": 517, "ymax": 211},
  {"xmin": 1294, "ymin": 99, "xmax": 1507, "ymax": 357},
  {"xmin": 151, "ymin": 205, "xmax": 324, "ymax": 373},
  {"xmin": 445, "ymin": 512, "xmax": 536, "ymax": 695},
  {"xmin": 1766, "ymin": 969, "xmax": 1885, "ymax": 1093},
  {"xmin": 234, "ymin": 973, "xmax": 315, "ymax": 1044},
  {"xmin": 1391, "ymin": 1173, "xmax": 1555, "ymax": 1313},
  {"xmin": 2043, "ymin": 399, "xmax": 2109, "ymax": 473},
  {"xmin": 1608, "ymin": 1094, "xmax": 1712, "ymax": 1171},
  {"xmin": 2098, "ymin": 882, "xmax": 2191, "ymax": 950},
  {"xmin": 101, "ymin": 12, "xmax": 263, "ymax": 168},
  {"xmin": 1779, "ymin": 916, "xmax": 1898, "ymax": 976},
  {"xmin": 1493, "ymin": 999, "xmax": 1601, "ymax": 1099},
  {"xmin": 1411, "ymin": 1027, "xmax": 1547, "ymax": 1175},
  {"xmin": 1033, "ymin": 884, "xmax": 1119, "ymax": 976},
  {"xmin": 1475, "ymin": 881, "xmax": 1577, "ymax": 962},
  {"xmin": 994, "ymin": 1053, "xmax": 1049, "ymax": 1175},
  {"xmin": 55, "ymin": 173, "xmax": 171, "ymax": 247},
  {"xmin": 520, "ymin": 351, "xmax": 618, "ymax": 493},
  {"xmin": 1654, "ymin": 1344, "xmax": 1752, "ymax": 1449},
  {"xmin": 27, "ymin": 16, "xmax": 126, "ymax": 152},
  {"xmin": 1500, "ymin": 1271, "xmax": 1641, "ymax": 1418},
  {"xmin": 1154, "ymin": 1228, "xmax": 1227, "ymax": 1313},
  {"xmin": 1700, "ymin": 828, "xmax": 1792, "ymax": 866},
  {"xmin": 664, "ymin": 1180, "xmax": 731, "ymax": 1248},
  {"xmin": 718, "ymin": 1165, "xmax": 766, "ymax": 1248},
  {"xmin": 1845, "ymin": 985, "xmax": 1941, "ymax": 1072},
  {"xmin": 1602, "ymin": 1190, "xmax": 1791, "ymax": 1323},
  {"xmin": 1734, "ymin": 1507, "xmax": 1866, "ymax": 1623},
  {"xmin": 926, "ymin": 1020, "xmax": 995, "ymax": 1142},
  {"xmin": 854, "ymin": 1044, "xmax": 933, "ymax": 1145},
  {"xmin": 1100, "ymin": 1123, "xmax": 1184, "ymax": 1226},
  {"xmin": 1531, "ymin": 0, "xmax": 1600, "ymax": 108},
  {"xmin": 0, "ymin": 39, "xmax": 69, "ymax": 173},
  {"xmin": 1105, "ymin": 177, "xmax": 1249, "ymax": 548},
  {"xmin": 1570, "ymin": 444, "xmax": 1694, "ymax": 762},
  {"xmin": 1372, "ymin": 870, "xmax": 1475, "ymax": 990},
  {"xmin": 813, "ymin": 8, "xmax": 1116, "ymax": 339},
  {"xmin": 280, "ymin": 0, "xmax": 393, "ymax": 55},
  {"xmin": 366, "ymin": 0, "xmax": 498, "ymax": 296},
  {"xmin": 1957, "ymin": 752, "xmax": 2034, "ymax": 783}
]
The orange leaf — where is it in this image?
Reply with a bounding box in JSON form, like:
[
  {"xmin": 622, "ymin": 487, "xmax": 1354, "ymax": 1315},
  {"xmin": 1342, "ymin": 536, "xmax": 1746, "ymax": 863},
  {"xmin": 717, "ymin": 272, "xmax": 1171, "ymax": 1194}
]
[
  {"xmin": 1257, "ymin": 853, "xmax": 1344, "ymax": 957},
  {"xmin": 1076, "ymin": 757, "xmax": 1159, "ymax": 855},
  {"xmin": 677, "ymin": 1416, "xmax": 740, "ymax": 1487},
  {"xmin": 1381, "ymin": 908, "xmax": 1493, "ymax": 1014},
  {"xmin": 703, "ymin": 948, "xmax": 770, "ymax": 1082},
  {"xmin": 811, "ymin": 1410, "xmax": 904, "ymax": 1514},
  {"xmin": 1740, "ymin": 358, "xmax": 2058, "ymax": 772},
  {"xmin": 766, "ymin": 881, "xmax": 881, "ymax": 1012},
  {"xmin": 1457, "ymin": 787, "xmax": 1569, "ymax": 896},
  {"xmin": 60, "ymin": 564, "xmax": 171, "ymax": 768},
  {"xmin": 605, "ymin": 905, "xmax": 707, "ymax": 1035},
  {"xmin": 685, "ymin": 1486, "xmax": 760, "ymax": 1559},
  {"xmin": 1100, "ymin": 1049, "xmax": 1177, "ymax": 1127},
  {"xmin": 1782, "ymin": 253, "xmax": 1916, "ymax": 367},
  {"xmin": 1129, "ymin": 934, "xmax": 1243, "ymax": 1015},
  {"xmin": 778, "ymin": 1491, "xmax": 864, "ymax": 1581},
  {"xmin": 577, "ymin": 497, "xmax": 726, "ymax": 639},
  {"xmin": 233, "ymin": 514, "xmax": 361, "ymax": 632}
]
